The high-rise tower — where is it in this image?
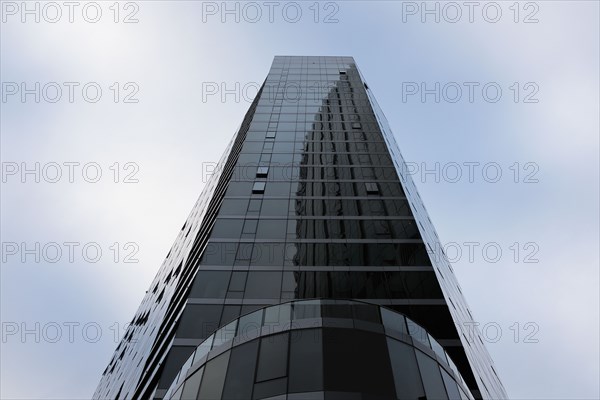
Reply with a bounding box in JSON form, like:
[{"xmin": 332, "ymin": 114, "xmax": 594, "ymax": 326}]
[{"xmin": 94, "ymin": 56, "xmax": 507, "ymax": 400}]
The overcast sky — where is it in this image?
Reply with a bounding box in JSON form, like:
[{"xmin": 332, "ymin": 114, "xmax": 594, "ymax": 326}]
[{"xmin": 1, "ymin": 1, "xmax": 599, "ymax": 399}]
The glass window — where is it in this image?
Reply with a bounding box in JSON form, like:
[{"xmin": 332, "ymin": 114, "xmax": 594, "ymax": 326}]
[
  {"xmin": 212, "ymin": 320, "xmax": 237, "ymax": 347},
  {"xmin": 190, "ymin": 271, "xmax": 231, "ymax": 299},
  {"xmin": 256, "ymin": 219, "xmax": 287, "ymax": 239},
  {"xmin": 322, "ymin": 329, "xmax": 395, "ymax": 397},
  {"xmin": 244, "ymin": 271, "xmax": 282, "ymax": 299},
  {"xmin": 265, "ymin": 182, "xmax": 290, "ymax": 196},
  {"xmin": 256, "ymin": 166, "xmax": 269, "ymax": 177},
  {"xmin": 197, "ymin": 352, "xmax": 230, "ymax": 400},
  {"xmin": 292, "ymin": 300, "xmax": 321, "ymax": 319},
  {"xmin": 252, "ymin": 377, "xmax": 287, "ymax": 400},
  {"xmin": 200, "ymin": 243, "xmax": 236, "ymax": 265},
  {"xmin": 171, "ymin": 385, "xmax": 183, "ymax": 400},
  {"xmin": 193, "ymin": 335, "xmax": 213, "ymax": 364},
  {"xmin": 180, "ymin": 368, "xmax": 203, "ymax": 400},
  {"xmin": 225, "ymin": 182, "xmax": 253, "ymax": 196},
  {"xmin": 259, "ymin": 153, "xmax": 272, "ymax": 164},
  {"xmin": 247, "ymin": 199, "xmax": 262, "ymax": 213},
  {"xmin": 321, "ymin": 301, "xmax": 353, "ymax": 320},
  {"xmin": 176, "ymin": 305, "xmax": 223, "ymax": 339},
  {"xmin": 222, "ymin": 340, "xmax": 260, "ymax": 400},
  {"xmin": 243, "ymin": 219, "xmax": 258, "ymax": 234},
  {"xmin": 281, "ymin": 271, "xmax": 297, "ymax": 293},
  {"xmin": 228, "ymin": 271, "xmax": 247, "ymax": 292},
  {"xmin": 441, "ymin": 368, "xmax": 463, "ymax": 400},
  {"xmin": 158, "ymin": 346, "xmax": 195, "ymax": 389},
  {"xmin": 430, "ymin": 335, "xmax": 448, "ymax": 362},
  {"xmin": 256, "ymin": 333, "xmax": 289, "ymax": 382},
  {"xmin": 274, "ymin": 142, "xmax": 295, "ymax": 152},
  {"xmin": 263, "ymin": 142, "xmax": 274, "ymax": 150},
  {"xmin": 252, "ymin": 181, "xmax": 266, "ymax": 194},
  {"xmin": 250, "ymin": 243, "xmax": 285, "ymax": 266},
  {"xmin": 237, "ymin": 153, "xmax": 261, "ymax": 165},
  {"xmin": 278, "ymin": 122, "xmax": 296, "ymax": 131},
  {"xmin": 270, "ymin": 153, "xmax": 291, "ymax": 163},
  {"xmin": 391, "ymin": 219, "xmax": 419, "ymax": 239},
  {"xmin": 407, "ymin": 319, "xmax": 430, "ymax": 347},
  {"xmin": 415, "ymin": 350, "xmax": 448, "ymax": 400},
  {"xmin": 386, "ymin": 338, "xmax": 426, "ymax": 400},
  {"xmin": 234, "ymin": 165, "xmax": 256, "ymax": 181},
  {"xmin": 219, "ymin": 199, "xmax": 248, "ymax": 216},
  {"xmin": 351, "ymin": 303, "xmax": 381, "ymax": 324},
  {"xmin": 365, "ymin": 182, "xmax": 379, "ymax": 194},
  {"xmin": 288, "ymin": 329, "xmax": 323, "ymax": 393},
  {"xmin": 237, "ymin": 310, "xmax": 263, "ymax": 340},
  {"xmin": 260, "ymin": 200, "xmax": 288, "ymax": 216},
  {"xmin": 252, "ymin": 114, "xmax": 271, "ymax": 122},
  {"xmin": 381, "ymin": 307, "xmax": 407, "ymax": 335},
  {"xmin": 235, "ymin": 243, "xmax": 254, "ymax": 262},
  {"xmin": 242, "ymin": 141, "xmax": 264, "ymax": 152},
  {"xmin": 264, "ymin": 303, "xmax": 291, "ymax": 328}
]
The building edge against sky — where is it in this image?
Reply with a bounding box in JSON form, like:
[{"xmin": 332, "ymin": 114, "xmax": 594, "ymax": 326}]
[{"xmin": 94, "ymin": 56, "xmax": 508, "ymax": 400}]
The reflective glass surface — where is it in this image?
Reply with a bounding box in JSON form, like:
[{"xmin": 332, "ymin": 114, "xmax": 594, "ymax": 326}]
[
  {"xmin": 162, "ymin": 300, "xmax": 472, "ymax": 400},
  {"xmin": 95, "ymin": 57, "xmax": 506, "ymax": 400}
]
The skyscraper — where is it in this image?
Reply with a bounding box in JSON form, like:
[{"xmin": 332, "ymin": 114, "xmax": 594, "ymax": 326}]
[{"xmin": 94, "ymin": 56, "xmax": 507, "ymax": 400}]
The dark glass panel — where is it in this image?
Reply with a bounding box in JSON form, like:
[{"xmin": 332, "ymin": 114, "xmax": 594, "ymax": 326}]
[
  {"xmin": 264, "ymin": 303, "xmax": 291, "ymax": 329},
  {"xmin": 288, "ymin": 329, "xmax": 323, "ymax": 393},
  {"xmin": 225, "ymin": 182, "xmax": 253, "ymax": 196},
  {"xmin": 243, "ymin": 219, "xmax": 258, "ymax": 235},
  {"xmin": 244, "ymin": 271, "xmax": 282, "ymax": 299},
  {"xmin": 157, "ymin": 346, "xmax": 195, "ymax": 389},
  {"xmin": 176, "ymin": 305, "xmax": 223, "ymax": 339},
  {"xmin": 250, "ymin": 243, "xmax": 285, "ymax": 266},
  {"xmin": 237, "ymin": 153, "xmax": 261, "ymax": 166},
  {"xmin": 237, "ymin": 310, "xmax": 263, "ymax": 341},
  {"xmin": 189, "ymin": 271, "xmax": 231, "ymax": 299},
  {"xmin": 200, "ymin": 243, "xmax": 237, "ymax": 266},
  {"xmin": 235, "ymin": 243, "xmax": 254, "ymax": 262},
  {"xmin": 441, "ymin": 368, "xmax": 463, "ymax": 400},
  {"xmin": 322, "ymin": 329, "xmax": 395, "ymax": 397},
  {"xmin": 253, "ymin": 182, "xmax": 266, "ymax": 194},
  {"xmin": 386, "ymin": 338, "xmax": 426, "ymax": 400},
  {"xmin": 406, "ymin": 319, "xmax": 430, "ymax": 347},
  {"xmin": 351, "ymin": 302, "xmax": 381, "ymax": 324},
  {"xmin": 256, "ymin": 219, "xmax": 287, "ymax": 239},
  {"xmin": 228, "ymin": 271, "xmax": 247, "ymax": 292},
  {"xmin": 219, "ymin": 199, "xmax": 249, "ymax": 215},
  {"xmin": 252, "ymin": 378, "xmax": 287, "ymax": 400},
  {"xmin": 415, "ymin": 350, "xmax": 448, "ymax": 400},
  {"xmin": 321, "ymin": 301, "xmax": 352, "ymax": 320},
  {"xmin": 197, "ymin": 352, "xmax": 230, "ymax": 400},
  {"xmin": 171, "ymin": 386, "xmax": 183, "ymax": 400},
  {"xmin": 220, "ymin": 305, "xmax": 241, "ymax": 326},
  {"xmin": 256, "ymin": 333, "xmax": 289, "ymax": 382},
  {"xmin": 248, "ymin": 199, "xmax": 262, "ymax": 213},
  {"xmin": 381, "ymin": 307, "xmax": 408, "ymax": 335},
  {"xmin": 222, "ymin": 340, "xmax": 260, "ymax": 400},
  {"xmin": 292, "ymin": 300, "xmax": 321, "ymax": 319},
  {"xmin": 264, "ymin": 182, "xmax": 291, "ymax": 196},
  {"xmin": 180, "ymin": 368, "xmax": 203, "ymax": 400},
  {"xmin": 260, "ymin": 200, "xmax": 289, "ymax": 216},
  {"xmin": 242, "ymin": 141, "xmax": 265, "ymax": 152}
]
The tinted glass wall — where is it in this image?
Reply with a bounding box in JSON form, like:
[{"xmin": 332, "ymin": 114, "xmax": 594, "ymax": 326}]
[
  {"xmin": 94, "ymin": 56, "xmax": 506, "ymax": 400},
  {"xmin": 164, "ymin": 300, "xmax": 473, "ymax": 400}
]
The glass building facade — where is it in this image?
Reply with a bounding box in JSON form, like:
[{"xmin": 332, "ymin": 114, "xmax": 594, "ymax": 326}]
[{"xmin": 94, "ymin": 56, "xmax": 507, "ymax": 400}]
